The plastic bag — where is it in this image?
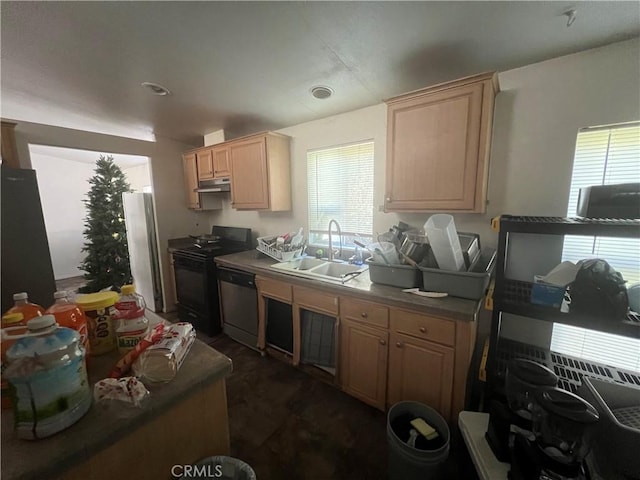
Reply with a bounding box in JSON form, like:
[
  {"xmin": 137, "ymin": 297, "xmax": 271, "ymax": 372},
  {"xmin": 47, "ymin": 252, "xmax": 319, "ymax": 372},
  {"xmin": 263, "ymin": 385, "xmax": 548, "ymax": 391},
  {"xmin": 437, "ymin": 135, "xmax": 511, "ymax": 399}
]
[
  {"xmin": 93, "ymin": 376, "xmax": 150, "ymax": 418},
  {"xmin": 568, "ymin": 258, "xmax": 629, "ymax": 319}
]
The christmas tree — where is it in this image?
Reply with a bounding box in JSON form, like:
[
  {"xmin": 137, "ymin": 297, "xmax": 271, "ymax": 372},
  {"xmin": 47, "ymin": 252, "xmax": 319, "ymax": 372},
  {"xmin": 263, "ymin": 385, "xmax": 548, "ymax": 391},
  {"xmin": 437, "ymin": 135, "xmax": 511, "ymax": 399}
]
[{"xmin": 79, "ymin": 155, "xmax": 133, "ymax": 293}]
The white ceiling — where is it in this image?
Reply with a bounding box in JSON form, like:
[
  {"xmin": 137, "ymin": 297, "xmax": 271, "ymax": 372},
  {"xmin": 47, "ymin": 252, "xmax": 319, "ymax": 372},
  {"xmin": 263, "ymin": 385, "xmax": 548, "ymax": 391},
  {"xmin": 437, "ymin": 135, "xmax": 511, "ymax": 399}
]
[{"xmin": 2, "ymin": 1, "xmax": 638, "ymax": 146}]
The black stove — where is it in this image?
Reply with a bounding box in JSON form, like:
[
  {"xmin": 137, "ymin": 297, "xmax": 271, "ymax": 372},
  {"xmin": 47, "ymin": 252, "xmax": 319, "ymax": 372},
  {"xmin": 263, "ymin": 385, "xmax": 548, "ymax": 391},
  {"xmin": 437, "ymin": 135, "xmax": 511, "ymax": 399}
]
[{"xmin": 172, "ymin": 226, "xmax": 252, "ymax": 336}]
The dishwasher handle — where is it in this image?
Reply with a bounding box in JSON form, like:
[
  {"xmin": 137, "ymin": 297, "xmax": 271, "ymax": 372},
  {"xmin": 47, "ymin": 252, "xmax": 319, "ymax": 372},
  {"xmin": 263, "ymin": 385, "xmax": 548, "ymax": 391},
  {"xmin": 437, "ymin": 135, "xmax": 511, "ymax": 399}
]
[{"xmin": 217, "ymin": 267, "xmax": 256, "ymax": 289}]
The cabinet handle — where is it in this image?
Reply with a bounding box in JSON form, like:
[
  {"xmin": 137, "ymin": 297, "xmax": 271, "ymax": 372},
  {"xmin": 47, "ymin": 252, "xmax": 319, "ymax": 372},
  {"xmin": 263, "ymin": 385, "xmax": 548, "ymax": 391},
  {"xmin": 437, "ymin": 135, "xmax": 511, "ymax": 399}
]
[
  {"xmin": 361, "ymin": 312, "xmax": 368, "ymax": 318},
  {"xmin": 385, "ymin": 197, "xmax": 391, "ymax": 202},
  {"xmin": 380, "ymin": 339, "xmax": 386, "ymax": 346},
  {"xmin": 396, "ymin": 342, "xmax": 403, "ymax": 348},
  {"xmin": 419, "ymin": 327, "xmax": 427, "ymax": 333}
]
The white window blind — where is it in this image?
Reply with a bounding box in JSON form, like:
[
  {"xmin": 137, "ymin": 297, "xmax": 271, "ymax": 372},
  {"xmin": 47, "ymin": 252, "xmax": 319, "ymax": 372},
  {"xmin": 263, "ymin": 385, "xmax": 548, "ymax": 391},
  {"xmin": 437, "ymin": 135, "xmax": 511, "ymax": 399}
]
[
  {"xmin": 307, "ymin": 141, "xmax": 374, "ymax": 246},
  {"xmin": 552, "ymin": 123, "xmax": 640, "ymax": 371}
]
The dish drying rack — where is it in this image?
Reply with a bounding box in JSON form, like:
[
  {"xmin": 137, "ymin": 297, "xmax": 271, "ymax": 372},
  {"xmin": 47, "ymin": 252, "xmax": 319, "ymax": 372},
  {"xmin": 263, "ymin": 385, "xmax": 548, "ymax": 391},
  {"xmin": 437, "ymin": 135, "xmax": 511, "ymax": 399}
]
[{"xmin": 257, "ymin": 235, "xmax": 305, "ymax": 262}]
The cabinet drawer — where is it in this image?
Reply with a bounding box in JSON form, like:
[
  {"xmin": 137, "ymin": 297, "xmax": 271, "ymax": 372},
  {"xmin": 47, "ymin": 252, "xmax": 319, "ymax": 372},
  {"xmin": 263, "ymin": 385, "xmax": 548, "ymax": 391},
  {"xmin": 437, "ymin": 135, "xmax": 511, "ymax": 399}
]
[
  {"xmin": 391, "ymin": 310, "xmax": 455, "ymax": 347},
  {"xmin": 340, "ymin": 297, "xmax": 389, "ymax": 329},
  {"xmin": 256, "ymin": 276, "xmax": 292, "ymax": 303},
  {"xmin": 293, "ymin": 286, "xmax": 338, "ymax": 316}
]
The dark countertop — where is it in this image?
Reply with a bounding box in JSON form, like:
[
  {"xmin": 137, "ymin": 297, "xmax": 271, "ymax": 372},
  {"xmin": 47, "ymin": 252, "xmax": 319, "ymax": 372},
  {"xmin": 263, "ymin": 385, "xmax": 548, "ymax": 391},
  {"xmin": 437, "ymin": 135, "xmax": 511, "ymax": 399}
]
[
  {"xmin": 1, "ymin": 311, "xmax": 232, "ymax": 480},
  {"xmin": 167, "ymin": 236, "xmax": 196, "ymax": 252},
  {"xmin": 215, "ymin": 250, "xmax": 482, "ymax": 321}
]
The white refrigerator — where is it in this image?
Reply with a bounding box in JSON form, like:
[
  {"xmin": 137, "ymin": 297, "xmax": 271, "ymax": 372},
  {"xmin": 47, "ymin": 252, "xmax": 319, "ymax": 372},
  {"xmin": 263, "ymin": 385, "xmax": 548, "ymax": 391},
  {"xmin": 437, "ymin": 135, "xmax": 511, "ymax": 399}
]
[{"xmin": 122, "ymin": 192, "xmax": 163, "ymax": 312}]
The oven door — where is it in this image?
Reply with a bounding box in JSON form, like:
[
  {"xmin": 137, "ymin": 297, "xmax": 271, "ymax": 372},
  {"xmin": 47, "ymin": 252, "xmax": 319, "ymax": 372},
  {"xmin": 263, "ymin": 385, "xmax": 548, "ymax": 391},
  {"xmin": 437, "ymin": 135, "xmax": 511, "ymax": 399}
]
[{"xmin": 173, "ymin": 253, "xmax": 209, "ymax": 315}]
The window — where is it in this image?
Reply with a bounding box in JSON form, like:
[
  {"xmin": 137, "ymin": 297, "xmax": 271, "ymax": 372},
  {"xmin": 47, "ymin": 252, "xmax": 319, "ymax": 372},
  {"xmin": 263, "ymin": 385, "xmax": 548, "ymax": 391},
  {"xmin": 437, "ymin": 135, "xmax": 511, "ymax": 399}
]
[
  {"xmin": 551, "ymin": 123, "xmax": 640, "ymax": 371},
  {"xmin": 307, "ymin": 141, "xmax": 374, "ymax": 246}
]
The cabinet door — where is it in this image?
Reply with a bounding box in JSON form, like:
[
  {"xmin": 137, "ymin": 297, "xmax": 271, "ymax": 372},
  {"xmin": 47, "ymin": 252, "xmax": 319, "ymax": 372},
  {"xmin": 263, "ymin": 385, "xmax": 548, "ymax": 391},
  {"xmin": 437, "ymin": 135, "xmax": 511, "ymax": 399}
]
[
  {"xmin": 388, "ymin": 331, "xmax": 454, "ymax": 421},
  {"xmin": 212, "ymin": 146, "xmax": 231, "ymax": 178},
  {"xmin": 229, "ymin": 137, "xmax": 269, "ymax": 209},
  {"xmin": 182, "ymin": 153, "xmax": 201, "ymax": 210},
  {"xmin": 385, "ymin": 82, "xmax": 485, "ymax": 212},
  {"xmin": 196, "ymin": 149, "xmax": 214, "ymax": 180},
  {"xmin": 340, "ymin": 319, "xmax": 388, "ymax": 410}
]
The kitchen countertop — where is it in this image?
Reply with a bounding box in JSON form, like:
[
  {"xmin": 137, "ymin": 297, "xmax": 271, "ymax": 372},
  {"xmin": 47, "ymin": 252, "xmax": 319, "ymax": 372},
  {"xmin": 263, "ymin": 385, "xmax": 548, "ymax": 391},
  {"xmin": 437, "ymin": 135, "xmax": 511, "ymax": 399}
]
[
  {"xmin": 215, "ymin": 250, "xmax": 482, "ymax": 321},
  {"xmin": 167, "ymin": 236, "xmax": 196, "ymax": 252},
  {"xmin": 1, "ymin": 311, "xmax": 233, "ymax": 480}
]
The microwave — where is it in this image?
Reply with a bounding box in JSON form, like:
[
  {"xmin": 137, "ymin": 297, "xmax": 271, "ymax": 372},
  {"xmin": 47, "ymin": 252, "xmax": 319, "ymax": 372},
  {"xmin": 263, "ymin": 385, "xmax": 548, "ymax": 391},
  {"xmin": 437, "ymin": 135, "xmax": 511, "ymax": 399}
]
[{"xmin": 576, "ymin": 183, "xmax": 640, "ymax": 218}]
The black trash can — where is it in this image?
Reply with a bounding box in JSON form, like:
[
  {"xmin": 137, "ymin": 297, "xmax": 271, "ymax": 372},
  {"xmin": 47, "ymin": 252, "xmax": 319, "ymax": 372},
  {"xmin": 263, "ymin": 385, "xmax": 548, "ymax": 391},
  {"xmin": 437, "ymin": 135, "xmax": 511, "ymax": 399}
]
[
  {"xmin": 387, "ymin": 401, "xmax": 450, "ymax": 480},
  {"xmin": 177, "ymin": 456, "xmax": 256, "ymax": 480}
]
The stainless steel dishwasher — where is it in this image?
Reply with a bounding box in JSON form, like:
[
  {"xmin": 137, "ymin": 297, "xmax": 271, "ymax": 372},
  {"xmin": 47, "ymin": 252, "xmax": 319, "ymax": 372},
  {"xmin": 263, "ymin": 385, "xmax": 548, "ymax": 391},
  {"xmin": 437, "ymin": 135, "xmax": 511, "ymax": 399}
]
[{"xmin": 218, "ymin": 266, "xmax": 259, "ymax": 350}]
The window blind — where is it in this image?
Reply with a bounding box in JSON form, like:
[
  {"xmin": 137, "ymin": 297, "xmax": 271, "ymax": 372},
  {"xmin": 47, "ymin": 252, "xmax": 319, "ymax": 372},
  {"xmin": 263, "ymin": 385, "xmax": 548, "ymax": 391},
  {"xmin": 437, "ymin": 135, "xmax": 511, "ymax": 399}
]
[
  {"xmin": 552, "ymin": 123, "xmax": 640, "ymax": 371},
  {"xmin": 307, "ymin": 141, "xmax": 374, "ymax": 245}
]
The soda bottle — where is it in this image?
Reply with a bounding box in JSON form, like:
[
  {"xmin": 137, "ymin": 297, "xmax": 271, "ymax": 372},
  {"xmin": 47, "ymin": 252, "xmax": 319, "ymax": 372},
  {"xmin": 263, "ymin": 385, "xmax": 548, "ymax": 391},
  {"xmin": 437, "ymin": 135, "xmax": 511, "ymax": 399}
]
[
  {"xmin": 45, "ymin": 291, "xmax": 90, "ymax": 357},
  {"xmin": 1, "ymin": 312, "xmax": 27, "ymax": 409},
  {"xmin": 5, "ymin": 292, "xmax": 44, "ymax": 321}
]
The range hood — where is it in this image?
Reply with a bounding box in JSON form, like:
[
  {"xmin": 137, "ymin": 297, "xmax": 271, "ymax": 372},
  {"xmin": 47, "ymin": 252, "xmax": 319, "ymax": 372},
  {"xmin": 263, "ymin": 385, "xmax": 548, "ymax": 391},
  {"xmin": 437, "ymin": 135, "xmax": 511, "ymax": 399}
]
[{"xmin": 195, "ymin": 177, "xmax": 231, "ymax": 193}]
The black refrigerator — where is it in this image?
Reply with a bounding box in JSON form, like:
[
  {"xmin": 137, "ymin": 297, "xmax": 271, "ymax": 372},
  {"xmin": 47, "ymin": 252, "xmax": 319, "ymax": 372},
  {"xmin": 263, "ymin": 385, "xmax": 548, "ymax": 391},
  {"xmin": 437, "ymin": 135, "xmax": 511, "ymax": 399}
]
[{"xmin": 1, "ymin": 166, "xmax": 56, "ymax": 312}]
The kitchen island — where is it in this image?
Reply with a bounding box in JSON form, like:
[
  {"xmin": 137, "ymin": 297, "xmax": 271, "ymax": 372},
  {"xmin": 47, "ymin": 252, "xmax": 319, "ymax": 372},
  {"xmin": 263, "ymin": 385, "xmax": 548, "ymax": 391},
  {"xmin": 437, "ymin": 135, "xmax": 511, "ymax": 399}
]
[
  {"xmin": 1, "ymin": 311, "xmax": 232, "ymax": 480},
  {"xmin": 215, "ymin": 250, "xmax": 483, "ymax": 422}
]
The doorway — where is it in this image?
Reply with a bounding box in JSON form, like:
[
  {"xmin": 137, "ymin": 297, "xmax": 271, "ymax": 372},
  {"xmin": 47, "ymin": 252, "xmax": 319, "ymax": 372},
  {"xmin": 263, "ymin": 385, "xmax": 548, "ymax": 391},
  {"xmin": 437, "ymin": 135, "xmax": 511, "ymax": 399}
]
[{"xmin": 29, "ymin": 144, "xmax": 153, "ymax": 299}]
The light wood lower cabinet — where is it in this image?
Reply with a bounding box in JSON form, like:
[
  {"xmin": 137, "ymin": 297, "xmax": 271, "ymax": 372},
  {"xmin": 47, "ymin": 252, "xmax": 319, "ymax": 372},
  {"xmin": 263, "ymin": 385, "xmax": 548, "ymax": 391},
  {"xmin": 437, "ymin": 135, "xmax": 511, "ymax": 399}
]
[
  {"xmin": 252, "ymin": 275, "xmax": 476, "ymax": 422},
  {"xmin": 339, "ymin": 319, "xmax": 388, "ymax": 410},
  {"xmin": 387, "ymin": 331, "xmax": 455, "ymax": 421}
]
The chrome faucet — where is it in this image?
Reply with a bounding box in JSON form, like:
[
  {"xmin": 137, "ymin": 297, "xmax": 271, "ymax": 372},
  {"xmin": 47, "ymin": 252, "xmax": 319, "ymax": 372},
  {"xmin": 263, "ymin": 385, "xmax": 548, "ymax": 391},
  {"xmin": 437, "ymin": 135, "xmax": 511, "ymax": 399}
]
[{"xmin": 327, "ymin": 219, "xmax": 343, "ymax": 262}]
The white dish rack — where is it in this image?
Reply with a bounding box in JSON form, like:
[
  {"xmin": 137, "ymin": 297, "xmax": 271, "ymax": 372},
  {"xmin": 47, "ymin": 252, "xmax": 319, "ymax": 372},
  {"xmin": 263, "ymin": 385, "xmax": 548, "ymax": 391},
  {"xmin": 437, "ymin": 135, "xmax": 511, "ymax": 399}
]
[{"xmin": 256, "ymin": 235, "xmax": 304, "ymax": 262}]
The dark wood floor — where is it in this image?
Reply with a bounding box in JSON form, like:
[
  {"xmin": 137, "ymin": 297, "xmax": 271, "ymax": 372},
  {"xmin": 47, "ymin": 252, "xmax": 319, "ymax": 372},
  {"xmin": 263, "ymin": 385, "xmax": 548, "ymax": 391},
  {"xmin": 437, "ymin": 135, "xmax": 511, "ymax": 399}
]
[{"xmin": 203, "ymin": 334, "xmax": 479, "ymax": 480}]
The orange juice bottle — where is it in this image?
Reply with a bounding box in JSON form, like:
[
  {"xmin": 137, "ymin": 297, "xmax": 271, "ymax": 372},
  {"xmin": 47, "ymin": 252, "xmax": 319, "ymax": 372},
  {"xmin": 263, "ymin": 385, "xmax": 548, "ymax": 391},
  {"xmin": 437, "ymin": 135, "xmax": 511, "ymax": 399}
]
[
  {"xmin": 45, "ymin": 291, "xmax": 90, "ymax": 357},
  {"xmin": 1, "ymin": 312, "xmax": 27, "ymax": 409},
  {"xmin": 5, "ymin": 292, "xmax": 45, "ymax": 321}
]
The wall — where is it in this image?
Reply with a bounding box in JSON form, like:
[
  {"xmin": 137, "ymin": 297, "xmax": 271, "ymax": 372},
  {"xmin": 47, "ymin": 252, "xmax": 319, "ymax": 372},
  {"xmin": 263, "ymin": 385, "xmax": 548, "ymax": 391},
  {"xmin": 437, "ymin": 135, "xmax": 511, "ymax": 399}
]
[
  {"xmin": 11, "ymin": 122, "xmax": 206, "ymax": 311},
  {"xmin": 123, "ymin": 162, "xmax": 152, "ymax": 192},
  {"xmin": 208, "ymin": 38, "xmax": 640, "ymax": 247},
  {"xmin": 30, "ymin": 154, "xmax": 95, "ymax": 279},
  {"xmin": 207, "ymin": 38, "xmax": 640, "ymax": 345}
]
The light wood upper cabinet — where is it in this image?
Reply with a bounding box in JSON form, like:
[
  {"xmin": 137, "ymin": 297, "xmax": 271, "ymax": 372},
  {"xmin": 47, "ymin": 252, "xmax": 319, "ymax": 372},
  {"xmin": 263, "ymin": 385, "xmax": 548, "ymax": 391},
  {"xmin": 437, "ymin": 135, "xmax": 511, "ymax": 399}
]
[
  {"xmin": 212, "ymin": 146, "xmax": 231, "ymax": 178},
  {"xmin": 385, "ymin": 72, "xmax": 499, "ymax": 213},
  {"xmin": 196, "ymin": 149, "xmax": 214, "ymax": 181},
  {"xmin": 182, "ymin": 153, "xmax": 201, "ymax": 210},
  {"xmin": 229, "ymin": 132, "xmax": 291, "ymax": 211},
  {"xmin": 340, "ymin": 318, "xmax": 388, "ymax": 410}
]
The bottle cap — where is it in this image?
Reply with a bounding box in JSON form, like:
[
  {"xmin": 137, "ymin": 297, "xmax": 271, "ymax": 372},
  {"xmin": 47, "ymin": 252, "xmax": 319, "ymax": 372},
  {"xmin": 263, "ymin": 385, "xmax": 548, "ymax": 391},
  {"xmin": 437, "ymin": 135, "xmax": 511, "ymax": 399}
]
[
  {"xmin": 120, "ymin": 284, "xmax": 135, "ymax": 295},
  {"xmin": 53, "ymin": 291, "xmax": 68, "ymax": 299},
  {"xmin": 27, "ymin": 315, "xmax": 57, "ymax": 331},
  {"xmin": 2, "ymin": 312, "xmax": 25, "ymax": 324},
  {"xmin": 12, "ymin": 292, "xmax": 28, "ymax": 301}
]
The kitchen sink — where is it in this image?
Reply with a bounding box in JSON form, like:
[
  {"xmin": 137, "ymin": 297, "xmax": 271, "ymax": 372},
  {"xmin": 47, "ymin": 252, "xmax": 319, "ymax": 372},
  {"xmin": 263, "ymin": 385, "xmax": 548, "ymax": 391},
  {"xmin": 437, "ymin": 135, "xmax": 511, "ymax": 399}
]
[{"xmin": 270, "ymin": 257, "xmax": 368, "ymax": 284}]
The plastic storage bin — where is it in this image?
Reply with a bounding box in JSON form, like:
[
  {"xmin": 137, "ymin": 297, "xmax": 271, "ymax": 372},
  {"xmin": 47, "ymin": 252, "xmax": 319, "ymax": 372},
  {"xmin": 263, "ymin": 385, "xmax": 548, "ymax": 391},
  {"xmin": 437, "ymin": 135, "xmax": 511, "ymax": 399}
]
[
  {"xmin": 366, "ymin": 258, "xmax": 422, "ymax": 289},
  {"xmin": 419, "ymin": 248, "xmax": 496, "ymax": 300},
  {"xmin": 577, "ymin": 377, "xmax": 640, "ymax": 480}
]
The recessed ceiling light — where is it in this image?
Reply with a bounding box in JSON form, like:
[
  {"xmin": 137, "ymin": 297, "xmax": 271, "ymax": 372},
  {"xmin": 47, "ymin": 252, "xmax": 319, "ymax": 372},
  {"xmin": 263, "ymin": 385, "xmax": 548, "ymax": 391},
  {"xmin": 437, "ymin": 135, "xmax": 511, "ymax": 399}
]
[
  {"xmin": 141, "ymin": 82, "xmax": 171, "ymax": 96},
  {"xmin": 310, "ymin": 86, "xmax": 333, "ymax": 100}
]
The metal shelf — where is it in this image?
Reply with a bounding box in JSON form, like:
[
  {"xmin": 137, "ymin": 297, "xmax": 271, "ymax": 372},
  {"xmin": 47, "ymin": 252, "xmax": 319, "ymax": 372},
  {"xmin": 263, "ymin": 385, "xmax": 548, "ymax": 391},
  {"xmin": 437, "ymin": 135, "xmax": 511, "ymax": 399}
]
[
  {"xmin": 495, "ymin": 279, "xmax": 640, "ymax": 338},
  {"xmin": 485, "ymin": 215, "xmax": 640, "ymax": 405},
  {"xmin": 498, "ymin": 215, "xmax": 640, "ymax": 237}
]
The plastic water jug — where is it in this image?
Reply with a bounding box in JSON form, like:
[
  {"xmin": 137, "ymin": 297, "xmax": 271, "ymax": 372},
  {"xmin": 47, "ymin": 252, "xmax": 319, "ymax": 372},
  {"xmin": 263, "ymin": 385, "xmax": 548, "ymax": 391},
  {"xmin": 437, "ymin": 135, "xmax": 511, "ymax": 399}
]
[{"xmin": 3, "ymin": 315, "xmax": 91, "ymax": 439}]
